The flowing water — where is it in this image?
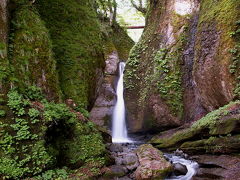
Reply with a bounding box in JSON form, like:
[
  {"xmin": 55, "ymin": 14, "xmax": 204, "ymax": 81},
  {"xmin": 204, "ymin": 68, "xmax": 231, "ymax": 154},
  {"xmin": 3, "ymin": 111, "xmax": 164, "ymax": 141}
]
[
  {"xmin": 112, "ymin": 62, "xmax": 131, "ymax": 143},
  {"xmin": 165, "ymin": 154, "xmax": 199, "ymax": 180}
]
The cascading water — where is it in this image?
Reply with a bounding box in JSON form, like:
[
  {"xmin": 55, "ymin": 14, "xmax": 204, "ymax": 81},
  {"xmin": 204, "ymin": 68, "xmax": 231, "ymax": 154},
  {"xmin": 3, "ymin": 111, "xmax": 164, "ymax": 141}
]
[
  {"xmin": 165, "ymin": 154, "xmax": 199, "ymax": 180},
  {"xmin": 112, "ymin": 62, "xmax": 131, "ymax": 143}
]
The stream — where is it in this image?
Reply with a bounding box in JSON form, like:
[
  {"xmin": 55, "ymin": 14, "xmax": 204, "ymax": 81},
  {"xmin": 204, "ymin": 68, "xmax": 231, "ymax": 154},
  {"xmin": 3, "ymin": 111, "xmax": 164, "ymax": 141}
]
[{"xmin": 106, "ymin": 143, "xmax": 199, "ymax": 180}]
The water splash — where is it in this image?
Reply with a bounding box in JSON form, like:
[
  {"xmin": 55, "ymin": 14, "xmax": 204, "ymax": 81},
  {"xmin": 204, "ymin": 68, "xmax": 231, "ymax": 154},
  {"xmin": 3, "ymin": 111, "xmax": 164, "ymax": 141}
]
[
  {"xmin": 165, "ymin": 154, "xmax": 199, "ymax": 180},
  {"xmin": 112, "ymin": 62, "xmax": 131, "ymax": 143}
]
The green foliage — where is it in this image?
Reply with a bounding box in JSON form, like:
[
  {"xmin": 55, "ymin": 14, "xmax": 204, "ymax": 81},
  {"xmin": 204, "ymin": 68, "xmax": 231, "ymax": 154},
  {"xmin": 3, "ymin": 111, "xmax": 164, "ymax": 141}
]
[
  {"xmin": 43, "ymin": 102, "xmax": 76, "ymax": 124},
  {"xmin": 7, "ymin": 89, "xmax": 28, "ymax": 116},
  {"xmin": 229, "ymin": 20, "xmax": 240, "ymax": 99},
  {"xmin": 23, "ymin": 86, "xmax": 44, "ymax": 101},
  {"xmin": 0, "ymin": 109, "xmax": 6, "ymax": 117},
  {"xmin": 73, "ymin": 105, "xmax": 90, "ymax": 118},
  {"xmin": 34, "ymin": 168, "xmax": 68, "ymax": 180},
  {"xmin": 0, "ymin": 89, "xmax": 54, "ymax": 179},
  {"xmin": 125, "ymin": 39, "xmax": 147, "ymax": 89},
  {"xmin": 1, "ymin": 87, "xmax": 106, "ymax": 179},
  {"xmin": 153, "ymin": 46, "xmax": 183, "ymax": 117}
]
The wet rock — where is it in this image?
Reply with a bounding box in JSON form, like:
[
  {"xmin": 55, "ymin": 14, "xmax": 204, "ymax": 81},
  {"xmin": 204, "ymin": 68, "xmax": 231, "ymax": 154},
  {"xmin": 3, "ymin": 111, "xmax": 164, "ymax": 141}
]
[
  {"xmin": 105, "ymin": 51, "xmax": 119, "ymax": 75},
  {"xmin": 192, "ymin": 155, "xmax": 240, "ymax": 180},
  {"xmin": 135, "ymin": 144, "xmax": 172, "ymax": 180},
  {"xmin": 122, "ymin": 153, "xmax": 138, "ymax": 165},
  {"xmin": 109, "ymin": 143, "xmax": 124, "ymax": 152},
  {"xmin": 115, "ymin": 157, "xmax": 123, "ymax": 165},
  {"xmin": 174, "ymin": 149, "xmax": 189, "ymax": 159},
  {"xmin": 90, "ymin": 52, "xmax": 118, "ymax": 128},
  {"xmin": 173, "ymin": 163, "xmax": 188, "ymax": 176},
  {"xmin": 118, "ymin": 176, "xmax": 132, "ymax": 180},
  {"xmin": 103, "ymin": 165, "xmax": 128, "ymax": 178},
  {"xmin": 122, "ymin": 153, "xmax": 139, "ymax": 171}
]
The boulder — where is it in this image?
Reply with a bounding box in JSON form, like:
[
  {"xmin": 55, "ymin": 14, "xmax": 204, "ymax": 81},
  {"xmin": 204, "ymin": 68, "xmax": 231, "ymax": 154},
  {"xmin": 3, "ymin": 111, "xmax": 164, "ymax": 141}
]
[
  {"xmin": 173, "ymin": 163, "xmax": 188, "ymax": 176},
  {"xmin": 135, "ymin": 144, "xmax": 172, "ymax": 180},
  {"xmin": 109, "ymin": 143, "xmax": 124, "ymax": 152}
]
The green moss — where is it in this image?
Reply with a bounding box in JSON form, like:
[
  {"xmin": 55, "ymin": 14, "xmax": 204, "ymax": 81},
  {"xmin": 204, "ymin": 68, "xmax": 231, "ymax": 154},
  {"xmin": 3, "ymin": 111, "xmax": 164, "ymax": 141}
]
[
  {"xmin": 228, "ymin": 20, "xmax": 240, "ymax": 98},
  {"xmin": 151, "ymin": 101, "xmax": 240, "ymax": 149},
  {"xmin": 9, "ymin": 5, "xmax": 61, "ymax": 101},
  {"xmin": 197, "ymin": 0, "xmax": 240, "ymax": 98},
  {"xmin": 180, "ymin": 134, "xmax": 240, "ymax": 154},
  {"xmin": 36, "ymin": 0, "xmax": 105, "ymax": 108},
  {"xmin": 153, "ymin": 45, "xmax": 184, "ymax": 117}
]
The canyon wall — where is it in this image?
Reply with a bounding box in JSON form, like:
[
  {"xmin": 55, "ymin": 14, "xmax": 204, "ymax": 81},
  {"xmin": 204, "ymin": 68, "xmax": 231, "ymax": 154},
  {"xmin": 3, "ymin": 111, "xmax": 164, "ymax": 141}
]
[{"xmin": 125, "ymin": 0, "xmax": 240, "ymax": 133}]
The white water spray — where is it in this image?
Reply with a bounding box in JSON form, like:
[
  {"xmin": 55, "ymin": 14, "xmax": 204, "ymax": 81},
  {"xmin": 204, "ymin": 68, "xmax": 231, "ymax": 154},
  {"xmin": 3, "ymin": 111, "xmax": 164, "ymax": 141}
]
[
  {"xmin": 112, "ymin": 62, "xmax": 131, "ymax": 143},
  {"xmin": 165, "ymin": 154, "xmax": 199, "ymax": 180}
]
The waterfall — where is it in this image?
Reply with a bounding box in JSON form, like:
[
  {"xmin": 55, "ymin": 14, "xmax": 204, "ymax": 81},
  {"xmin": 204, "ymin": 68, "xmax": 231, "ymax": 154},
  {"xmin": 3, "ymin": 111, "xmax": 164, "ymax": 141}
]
[{"xmin": 112, "ymin": 62, "xmax": 131, "ymax": 143}]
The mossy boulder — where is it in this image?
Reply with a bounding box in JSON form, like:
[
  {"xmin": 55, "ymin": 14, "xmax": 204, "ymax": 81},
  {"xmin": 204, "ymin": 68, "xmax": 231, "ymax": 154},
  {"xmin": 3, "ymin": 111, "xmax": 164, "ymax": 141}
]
[
  {"xmin": 135, "ymin": 144, "xmax": 172, "ymax": 180},
  {"xmin": 150, "ymin": 101, "xmax": 240, "ymax": 154}
]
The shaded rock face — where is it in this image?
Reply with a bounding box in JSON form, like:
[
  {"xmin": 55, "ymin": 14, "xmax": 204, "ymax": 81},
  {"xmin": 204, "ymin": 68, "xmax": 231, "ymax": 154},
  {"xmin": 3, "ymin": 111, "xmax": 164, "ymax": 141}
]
[
  {"xmin": 90, "ymin": 22, "xmax": 134, "ymax": 129},
  {"xmin": 125, "ymin": 0, "xmax": 240, "ymax": 133},
  {"xmin": 90, "ymin": 51, "xmax": 119, "ymax": 128},
  {"xmin": 135, "ymin": 144, "xmax": 172, "ymax": 180},
  {"xmin": 192, "ymin": 155, "xmax": 240, "ymax": 180},
  {"xmin": 151, "ymin": 101, "xmax": 240, "ymax": 154},
  {"xmin": 0, "ymin": 0, "xmax": 8, "ymax": 45}
]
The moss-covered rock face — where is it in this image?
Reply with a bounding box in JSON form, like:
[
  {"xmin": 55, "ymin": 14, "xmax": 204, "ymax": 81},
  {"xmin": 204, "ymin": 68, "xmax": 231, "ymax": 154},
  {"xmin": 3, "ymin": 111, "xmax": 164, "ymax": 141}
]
[
  {"xmin": 36, "ymin": 0, "xmax": 105, "ymax": 109},
  {"xmin": 0, "ymin": 0, "xmax": 9, "ymax": 93},
  {"xmin": 124, "ymin": 0, "xmax": 240, "ymax": 133},
  {"xmin": 0, "ymin": 87, "xmax": 106, "ymax": 179},
  {"xmin": 9, "ymin": 5, "xmax": 61, "ymax": 101},
  {"xmin": 193, "ymin": 0, "xmax": 240, "ymax": 112},
  {"xmin": 125, "ymin": 0, "xmax": 194, "ymax": 132},
  {"xmin": 150, "ymin": 101, "xmax": 240, "ymax": 154}
]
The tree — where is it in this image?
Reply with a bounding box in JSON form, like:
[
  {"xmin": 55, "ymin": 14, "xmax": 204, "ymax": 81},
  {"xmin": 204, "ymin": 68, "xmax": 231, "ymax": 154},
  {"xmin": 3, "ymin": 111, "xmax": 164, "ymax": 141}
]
[
  {"xmin": 130, "ymin": 0, "xmax": 147, "ymax": 16},
  {"xmin": 96, "ymin": 0, "xmax": 117, "ymax": 26}
]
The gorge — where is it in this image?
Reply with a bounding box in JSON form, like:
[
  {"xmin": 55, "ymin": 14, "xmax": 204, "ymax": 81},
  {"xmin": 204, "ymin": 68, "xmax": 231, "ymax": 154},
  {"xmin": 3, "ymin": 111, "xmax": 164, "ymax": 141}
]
[{"xmin": 0, "ymin": 0, "xmax": 240, "ymax": 179}]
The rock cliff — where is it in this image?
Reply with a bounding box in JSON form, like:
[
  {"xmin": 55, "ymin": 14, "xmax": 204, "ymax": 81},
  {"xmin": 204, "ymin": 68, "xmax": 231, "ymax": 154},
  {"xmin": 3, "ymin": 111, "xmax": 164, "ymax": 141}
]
[{"xmin": 125, "ymin": 0, "xmax": 240, "ymax": 133}]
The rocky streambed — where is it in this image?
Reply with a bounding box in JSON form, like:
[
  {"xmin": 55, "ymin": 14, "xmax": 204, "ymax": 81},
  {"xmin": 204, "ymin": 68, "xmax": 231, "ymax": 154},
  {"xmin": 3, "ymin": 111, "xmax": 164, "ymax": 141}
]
[{"xmin": 99, "ymin": 143, "xmax": 199, "ymax": 180}]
